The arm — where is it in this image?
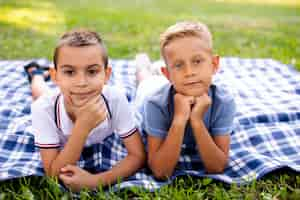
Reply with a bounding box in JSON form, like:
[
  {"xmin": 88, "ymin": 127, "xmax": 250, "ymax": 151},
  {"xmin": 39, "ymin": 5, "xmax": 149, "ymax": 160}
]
[
  {"xmin": 41, "ymin": 121, "xmax": 91, "ymax": 176},
  {"xmin": 93, "ymin": 130, "xmax": 146, "ymax": 186},
  {"xmin": 190, "ymin": 94, "xmax": 231, "ymax": 173},
  {"xmin": 59, "ymin": 131, "xmax": 146, "ymax": 191},
  {"xmin": 190, "ymin": 119, "xmax": 230, "ymax": 173},
  {"xmin": 147, "ymin": 118, "xmax": 186, "ymax": 179},
  {"xmin": 41, "ymin": 94, "xmax": 107, "ymax": 177},
  {"xmin": 147, "ymin": 94, "xmax": 194, "ymax": 180}
]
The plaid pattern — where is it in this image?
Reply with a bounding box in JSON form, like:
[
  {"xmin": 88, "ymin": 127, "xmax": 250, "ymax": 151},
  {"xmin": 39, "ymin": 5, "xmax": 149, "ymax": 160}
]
[{"xmin": 0, "ymin": 58, "xmax": 299, "ymax": 191}]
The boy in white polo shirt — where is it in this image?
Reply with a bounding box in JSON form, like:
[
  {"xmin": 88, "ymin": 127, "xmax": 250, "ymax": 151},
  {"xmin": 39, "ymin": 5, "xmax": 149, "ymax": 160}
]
[{"xmin": 29, "ymin": 29, "xmax": 145, "ymax": 191}]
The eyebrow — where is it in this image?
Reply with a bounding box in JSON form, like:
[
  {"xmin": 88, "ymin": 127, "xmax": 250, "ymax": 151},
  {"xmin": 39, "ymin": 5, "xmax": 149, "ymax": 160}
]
[
  {"xmin": 60, "ymin": 64, "xmax": 103, "ymax": 69},
  {"xmin": 192, "ymin": 54, "xmax": 205, "ymax": 59},
  {"xmin": 60, "ymin": 64, "xmax": 74, "ymax": 69},
  {"xmin": 86, "ymin": 64, "xmax": 103, "ymax": 69}
]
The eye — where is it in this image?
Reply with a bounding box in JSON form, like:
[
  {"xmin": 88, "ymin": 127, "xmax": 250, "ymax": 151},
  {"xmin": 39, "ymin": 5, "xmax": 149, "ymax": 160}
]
[
  {"xmin": 193, "ymin": 58, "xmax": 203, "ymax": 65},
  {"xmin": 63, "ymin": 70, "xmax": 74, "ymax": 76},
  {"xmin": 173, "ymin": 62, "xmax": 183, "ymax": 69},
  {"xmin": 88, "ymin": 68, "xmax": 100, "ymax": 76}
]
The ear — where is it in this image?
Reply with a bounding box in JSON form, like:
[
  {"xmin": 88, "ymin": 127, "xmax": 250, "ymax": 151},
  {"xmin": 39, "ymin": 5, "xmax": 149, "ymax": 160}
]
[
  {"xmin": 49, "ymin": 68, "xmax": 57, "ymax": 84},
  {"xmin": 104, "ymin": 66, "xmax": 112, "ymax": 83},
  {"xmin": 161, "ymin": 66, "xmax": 171, "ymax": 81},
  {"xmin": 212, "ymin": 55, "xmax": 220, "ymax": 74}
]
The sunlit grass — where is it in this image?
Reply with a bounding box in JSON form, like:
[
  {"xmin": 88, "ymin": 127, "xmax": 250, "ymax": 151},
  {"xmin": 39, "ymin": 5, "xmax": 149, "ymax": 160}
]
[
  {"xmin": 0, "ymin": 0, "xmax": 299, "ymax": 69},
  {"xmin": 0, "ymin": 4, "xmax": 65, "ymax": 36},
  {"xmin": 215, "ymin": 0, "xmax": 300, "ymax": 6},
  {"xmin": 0, "ymin": 0, "xmax": 298, "ymax": 70}
]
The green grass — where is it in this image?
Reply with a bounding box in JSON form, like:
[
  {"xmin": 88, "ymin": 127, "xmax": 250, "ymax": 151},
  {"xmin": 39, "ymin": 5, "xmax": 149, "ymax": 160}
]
[
  {"xmin": 1, "ymin": 169, "xmax": 300, "ymax": 199},
  {"xmin": 0, "ymin": 0, "xmax": 300, "ymax": 199},
  {"xmin": 0, "ymin": 0, "xmax": 299, "ymax": 70}
]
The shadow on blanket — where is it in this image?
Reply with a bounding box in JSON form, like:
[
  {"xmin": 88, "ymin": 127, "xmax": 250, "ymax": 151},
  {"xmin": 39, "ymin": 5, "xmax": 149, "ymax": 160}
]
[{"xmin": 0, "ymin": 58, "xmax": 299, "ymax": 190}]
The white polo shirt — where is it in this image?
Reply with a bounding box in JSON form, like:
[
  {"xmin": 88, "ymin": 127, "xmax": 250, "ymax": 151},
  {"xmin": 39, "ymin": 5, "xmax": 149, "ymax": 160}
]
[{"xmin": 31, "ymin": 85, "xmax": 137, "ymax": 148}]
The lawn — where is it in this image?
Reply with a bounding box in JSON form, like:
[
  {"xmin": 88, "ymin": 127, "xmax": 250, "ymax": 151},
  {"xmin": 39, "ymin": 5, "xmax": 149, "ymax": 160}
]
[
  {"xmin": 0, "ymin": 0, "xmax": 300, "ymax": 199},
  {"xmin": 0, "ymin": 0, "xmax": 299, "ymax": 70}
]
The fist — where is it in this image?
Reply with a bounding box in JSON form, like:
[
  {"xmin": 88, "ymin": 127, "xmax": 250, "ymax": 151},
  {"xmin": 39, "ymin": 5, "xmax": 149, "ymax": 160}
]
[
  {"xmin": 173, "ymin": 93, "xmax": 195, "ymax": 122},
  {"xmin": 65, "ymin": 93, "xmax": 108, "ymax": 131},
  {"xmin": 191, "ymin": 93, "xmax": 211, "ymax": 120}
]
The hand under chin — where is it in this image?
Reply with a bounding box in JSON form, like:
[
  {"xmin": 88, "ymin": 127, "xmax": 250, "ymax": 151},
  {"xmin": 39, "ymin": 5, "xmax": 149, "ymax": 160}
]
[
  {"xmin": 71, "ymin": 97, "xmax": 90, "ymax": 107},
  {"xmin": 183, "ymin": 90, "xmax": 207, "ymax": 97}
]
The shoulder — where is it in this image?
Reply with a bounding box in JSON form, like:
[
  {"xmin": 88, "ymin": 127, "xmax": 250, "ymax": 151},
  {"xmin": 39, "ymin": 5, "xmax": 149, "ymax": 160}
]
[
  {"xmin": 145, "ymin": 83, "xmax": 171, "ymax": 108},
  {"xmin": 212, "ymin": 84, "xmax": 235, "ymax": 105},
  {"xmin": 102, "ymin": 85, "xmax": 131, "ymax": 120},
  {"xmin": 102, "ymin": 85, "xmax": 127, "ymax": 103},
  {"xmin": 210, "ymin": 84, "xmax": 236, "ymax": 119}
]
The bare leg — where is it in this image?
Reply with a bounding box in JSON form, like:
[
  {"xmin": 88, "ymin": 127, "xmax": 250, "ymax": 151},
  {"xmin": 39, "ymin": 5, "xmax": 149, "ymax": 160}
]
[
  {"xmin": 24, "ymin": 64, "xmax": 50, "ymax": 101},
  {"xmin": 135, "ymin": 53, "xmax": 153, "ymax": 86},
  {"xmin": 31, "ymin": 75, "xmax": 49, "ymax": 101},
  {"xmin": 135, "ymin": 53, "xmax": 165, "ymax": 85}
]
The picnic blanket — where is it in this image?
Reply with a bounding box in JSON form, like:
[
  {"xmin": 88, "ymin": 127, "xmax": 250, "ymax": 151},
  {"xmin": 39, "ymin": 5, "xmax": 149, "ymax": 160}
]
[{"xmin": 0, "ymin": 58, "xmax": 299, "ymax": 190}]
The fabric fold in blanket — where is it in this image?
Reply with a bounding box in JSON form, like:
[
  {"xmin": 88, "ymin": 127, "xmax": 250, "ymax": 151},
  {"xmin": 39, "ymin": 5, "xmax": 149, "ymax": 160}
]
[{"xmin": 0, "ymin": 58, "xmax": 299, "ymax": 190}]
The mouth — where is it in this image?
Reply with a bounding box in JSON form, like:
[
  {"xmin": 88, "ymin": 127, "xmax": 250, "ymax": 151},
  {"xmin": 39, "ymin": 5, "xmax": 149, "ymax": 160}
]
[
  {"xmin": 183, "ymin": 81, "xmax": 203, "ymax": 86},
  {"xmin": 70, "ymin": 91, "xmax": 96, "ymax": 98}
]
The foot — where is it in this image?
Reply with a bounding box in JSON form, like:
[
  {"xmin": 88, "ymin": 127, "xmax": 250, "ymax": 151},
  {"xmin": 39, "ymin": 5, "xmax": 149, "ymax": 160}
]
[
  {"xmin": 134, "ymin": 53, "xmax": 152, "ymax": 85},
  {"xmin": 150, "ymin": 60, "xmax": 165, "ymax": 76},
  {"xmin": 24, "ymin": 62, "xmax": 50, "ymax": 83}
]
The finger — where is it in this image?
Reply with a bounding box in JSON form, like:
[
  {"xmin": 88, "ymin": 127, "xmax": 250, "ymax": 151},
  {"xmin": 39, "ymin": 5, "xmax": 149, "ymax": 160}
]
[
  {"xmin": 64, "ymin": 94, "xmax": 74, "ymax": 106},
  {"xmin": 90, "ymin": 92, "xmax": 102, "ymax": 102},
  {"xmin": 93, "ymin": 96, "xmax": 107, "ymax": 113},
  {"xmin": 60, "ymin": 171, "xmax": 74, "ymax": 177},
  {"xmin": 195, "ymin": 96, "xmax": 204, "ymax": 103},
  {"xmin": 101, "ymin": 107, "xmax": 108, "ymax": 119},
  {"xmin": 187, "ymin": 96, "xmax": 195, "ymax": 105},
  {"xmin": 60, "ymin": 164, "xmax": 77, "ymax": 172},
  {"xmin": 60, "ymin": 166, "xmax": 74, "ymax": 177},
  {"xmin": 59, "ymin": 174, "xmax": 72, "ymax": 185},
  {"xmin": 83, "ymin": 94, "xmax": 102, "ymax": 108}
]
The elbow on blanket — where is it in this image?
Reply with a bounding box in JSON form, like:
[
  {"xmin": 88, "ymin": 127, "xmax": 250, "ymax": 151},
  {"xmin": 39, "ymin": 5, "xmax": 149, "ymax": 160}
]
[
  {"xmin": 152, "ymin": 169, "xmax": 172, "ymax": 180},
  {"xmin": 148, "ymin": 157, "xmax": 173, "ymax": 180},
  {"xmin": 46, "ymin": 164, "xmax": 60, "ymax": 177},
  {"xmin": 149, "ymin": 162, "xmax": 172, "ymax": 180},
  {"xmin": 205, "ymin": 163, "xmax": 227, "ymax": 174},
  {"xmin": 47, "ymin": 169, "xmax": 58, "ymax": 178}
]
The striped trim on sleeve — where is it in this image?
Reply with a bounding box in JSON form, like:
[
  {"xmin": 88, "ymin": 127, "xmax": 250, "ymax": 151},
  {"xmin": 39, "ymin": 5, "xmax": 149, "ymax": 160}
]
[
  {"xmin": 35, "ymin": 143, "xmax": 60, "ymax": 149},
  {"xmin": 119, "ymin": 127, "xmax": 138, "ymax": 139}
]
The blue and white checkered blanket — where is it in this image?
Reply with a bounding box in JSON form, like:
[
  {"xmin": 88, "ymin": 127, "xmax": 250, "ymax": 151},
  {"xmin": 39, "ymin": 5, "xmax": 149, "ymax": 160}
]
[{"xmin": 0, "ymin": 58, "xmax": 299, "ymax": 190}]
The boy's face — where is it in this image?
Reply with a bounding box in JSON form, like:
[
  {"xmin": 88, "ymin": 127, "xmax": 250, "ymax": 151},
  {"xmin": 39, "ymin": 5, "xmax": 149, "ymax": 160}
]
[
  {"xmin": 162, "ymin": 36, "xmax": 219, "ymax": 97},
  {"xmin": 51, "ymin": 45, "xmax": 111, "ymax": 107}
]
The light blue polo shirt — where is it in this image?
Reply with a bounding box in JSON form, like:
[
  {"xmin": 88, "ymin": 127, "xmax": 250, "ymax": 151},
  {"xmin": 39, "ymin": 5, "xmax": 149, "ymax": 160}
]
[{"xmin": 136, "ymin": 82, "xmax": 236, "ymax": 151}]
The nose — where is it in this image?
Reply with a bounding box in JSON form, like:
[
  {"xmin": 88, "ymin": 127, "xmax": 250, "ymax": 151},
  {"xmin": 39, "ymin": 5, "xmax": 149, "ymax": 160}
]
[
  {"xmin": 75, "ymin": 72, "xmax": 88, "ymax": 87},
  {"xmin": 184, "ymin": 63, "xmax": 195, "ymax": 77}
]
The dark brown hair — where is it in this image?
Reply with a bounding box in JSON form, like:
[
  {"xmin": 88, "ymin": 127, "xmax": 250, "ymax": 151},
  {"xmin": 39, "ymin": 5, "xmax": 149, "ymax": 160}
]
[{"xmin": 53, "ymin": 29, "xmax": 108, "ymax": 69}]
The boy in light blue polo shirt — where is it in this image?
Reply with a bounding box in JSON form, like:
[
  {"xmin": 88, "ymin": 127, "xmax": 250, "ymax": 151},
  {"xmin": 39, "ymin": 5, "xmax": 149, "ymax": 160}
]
[{"xmin": 135, "ymin": 21, "xmax": 236, "ymax": 180}]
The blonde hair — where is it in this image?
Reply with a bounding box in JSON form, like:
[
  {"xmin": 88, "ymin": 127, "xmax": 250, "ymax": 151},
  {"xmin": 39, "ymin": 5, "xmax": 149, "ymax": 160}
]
[
  {"xmin": 160, "ymin": 21, "xmax": 213, "ymax": 55},
  {"xmin": 53, "ymin": 29, "xmax": 108, "ymax": 69}
]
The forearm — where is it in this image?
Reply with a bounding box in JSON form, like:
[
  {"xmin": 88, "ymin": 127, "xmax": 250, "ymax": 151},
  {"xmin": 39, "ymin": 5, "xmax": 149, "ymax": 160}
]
[
  {"xmin": 191, "ymin": 119, "xmax": 228, "ymax": 173},
  {"xmin": 148, "ymin": 119, "xmax": 186, "ymax": 179},
  {"xmin": 93, "ymin": 153, "xmax": 145, "ymax": 187},
  {"xmin": 49, "ymin": 122, "xmax": 90, "ymax": 176}
]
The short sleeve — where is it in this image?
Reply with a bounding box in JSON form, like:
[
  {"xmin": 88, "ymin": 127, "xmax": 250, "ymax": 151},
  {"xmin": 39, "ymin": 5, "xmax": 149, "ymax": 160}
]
[
  {"xmin": 31, "ymin": 98, "xmax": 60, "ymax": 148},
  {"xmin": 142, "ymin": 100, "xmax": 169, "ymax": 138},
  {"xmin": 111, "ymin": 90, "xmax": 137, "ymax": 138},
  {"xmin": 210, "ymin": 97, "xmax": 236, "ymax": 136}
]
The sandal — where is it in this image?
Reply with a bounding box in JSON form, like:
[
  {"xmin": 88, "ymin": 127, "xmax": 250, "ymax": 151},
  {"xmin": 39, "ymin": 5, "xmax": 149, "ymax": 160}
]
[{"xmin": 24, "ymin": 62, "xmax": 50, "ymax": 83}]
